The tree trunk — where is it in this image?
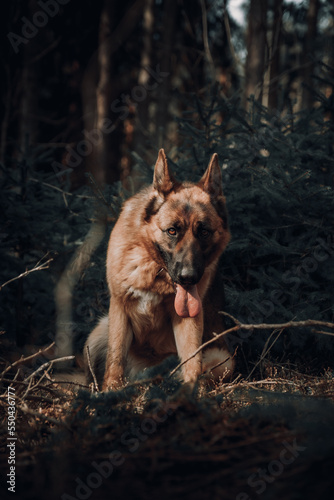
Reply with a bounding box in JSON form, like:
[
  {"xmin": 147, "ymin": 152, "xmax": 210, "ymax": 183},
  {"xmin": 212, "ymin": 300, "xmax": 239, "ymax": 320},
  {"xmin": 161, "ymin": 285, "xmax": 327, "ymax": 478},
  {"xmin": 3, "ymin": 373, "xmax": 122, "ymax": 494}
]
[
  {"xmin": 301, "ymin": 0, "xmax": 319, "ymax": 110},
  {"xmin": 17, "ymin": 0, "xmax": 41, "ymax": 159},
  {"xmin": 95, "ymin": 0, "xmax": 119, "ymax": 185},
  {"xmin": 268, "ymin": 0, "xmax": 283, "ymax": 111},
  {"xmin": 15, "ymin": 0, "xmax": 41, "ymax": 346},
  {"xmin": 134, "ymin": 0, "xmax": 154, "ymax": 154},
  {"xmin": 244, "ymin": 0, "xmax": 268, "ymax": 110},
  {"xmin": 156, "ymin": 0, "xmax": 177, "ymax": 147}
]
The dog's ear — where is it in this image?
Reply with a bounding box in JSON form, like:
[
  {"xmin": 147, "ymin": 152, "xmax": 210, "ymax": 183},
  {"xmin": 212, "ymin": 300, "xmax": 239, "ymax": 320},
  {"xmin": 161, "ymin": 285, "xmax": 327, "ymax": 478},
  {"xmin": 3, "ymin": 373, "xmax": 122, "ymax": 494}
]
[
  {"xmin": 198, "ymin": 154, "xmax": 228, "ymax": 227},
  {"xmin": 153, "ymin": 149, "xmax": 177, "ymax": 196},
  {"xmin": 198, "ymin": 153, "xmax": 223, "ymax": 197}
]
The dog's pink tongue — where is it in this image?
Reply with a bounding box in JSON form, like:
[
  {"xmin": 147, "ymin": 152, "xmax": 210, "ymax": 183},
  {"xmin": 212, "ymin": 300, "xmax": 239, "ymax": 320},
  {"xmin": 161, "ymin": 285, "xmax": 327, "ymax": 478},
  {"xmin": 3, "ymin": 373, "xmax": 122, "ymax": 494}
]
[{"xmin": 174, "ymin": 284, "xmax": 202, "ymax": 318}]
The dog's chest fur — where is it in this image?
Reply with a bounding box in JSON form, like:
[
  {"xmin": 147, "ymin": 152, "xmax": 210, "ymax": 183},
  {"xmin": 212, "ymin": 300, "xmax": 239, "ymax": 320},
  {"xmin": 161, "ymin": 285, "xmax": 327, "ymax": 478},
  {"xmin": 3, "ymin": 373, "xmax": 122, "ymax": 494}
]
[
  {"xmin": 127, "ymin": 287, "xmax": 163, "ymax": 316},
  {"xmin": 126, "ymin": 284, "xmax": 172, "ymax": 326},
  {"xmin": 123, "ymin": 286, "xmax": 176, "ymax": 355}
]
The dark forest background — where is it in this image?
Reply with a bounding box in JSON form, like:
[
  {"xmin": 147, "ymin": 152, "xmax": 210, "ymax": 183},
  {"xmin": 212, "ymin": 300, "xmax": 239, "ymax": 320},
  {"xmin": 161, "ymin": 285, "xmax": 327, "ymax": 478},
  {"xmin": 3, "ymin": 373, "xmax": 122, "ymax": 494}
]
[{"xmin": 1, "ymin": 0, "xmax": 334, "ymax": 373}]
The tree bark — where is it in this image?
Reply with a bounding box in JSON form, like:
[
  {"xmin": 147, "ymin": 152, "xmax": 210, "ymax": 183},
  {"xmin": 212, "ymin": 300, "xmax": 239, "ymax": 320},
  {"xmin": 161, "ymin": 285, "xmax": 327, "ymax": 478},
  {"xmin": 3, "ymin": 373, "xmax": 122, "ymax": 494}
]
[
  {"xmin": 15, "ymin": 0, "xmax": 42, "ymax": 346},
  {"xmin": 17, "ymin": 0, "xmax": 41, "ymax": 159},
  {"xmin": 134, "ymin": 0, "xmax": 154, "ymax": 153},
  {"xmin": 95, "ymin": 0, "xmax": 118, "ymax": 185},
  {"xmin": 301, "ymin": 0, "xmax": 319, "ymax": 110},
  {"xmin": 268, "ymin": 0, "xmax": 283, "ymax": 111},
  {"xmin": 156, "ymin": 0, "xmax": 177, "ymax": 147},
  {"xmin": 244, "ymin": 0, "xmax": 268, "ymax": 110}
]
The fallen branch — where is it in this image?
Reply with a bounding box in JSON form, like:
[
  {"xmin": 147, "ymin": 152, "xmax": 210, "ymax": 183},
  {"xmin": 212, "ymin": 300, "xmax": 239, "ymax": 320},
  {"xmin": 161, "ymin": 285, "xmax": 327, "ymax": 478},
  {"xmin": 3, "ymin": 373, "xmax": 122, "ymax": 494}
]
[
  {"xmin": 169, "ymin": 315, "xmax": 334, "ymax": 378},
  {"xmin": 218, "ymin": 312, "xmax": 334, "ymax": 334}
]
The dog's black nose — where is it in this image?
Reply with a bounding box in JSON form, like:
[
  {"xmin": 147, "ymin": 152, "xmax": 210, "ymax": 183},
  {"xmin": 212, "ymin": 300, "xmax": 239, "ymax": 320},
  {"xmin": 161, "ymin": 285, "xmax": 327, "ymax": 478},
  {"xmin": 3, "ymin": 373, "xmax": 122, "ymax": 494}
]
[{"xmin": 177, "ymin": 268, "xmax": 199, "ymax": 286}]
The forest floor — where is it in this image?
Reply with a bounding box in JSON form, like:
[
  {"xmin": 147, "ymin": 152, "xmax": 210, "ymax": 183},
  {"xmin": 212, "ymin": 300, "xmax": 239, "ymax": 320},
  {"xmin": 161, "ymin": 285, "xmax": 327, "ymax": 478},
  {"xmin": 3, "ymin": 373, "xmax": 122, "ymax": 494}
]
[{"xmin": 1, "ymin": 341, "xmax": 334, "ymax": 500}]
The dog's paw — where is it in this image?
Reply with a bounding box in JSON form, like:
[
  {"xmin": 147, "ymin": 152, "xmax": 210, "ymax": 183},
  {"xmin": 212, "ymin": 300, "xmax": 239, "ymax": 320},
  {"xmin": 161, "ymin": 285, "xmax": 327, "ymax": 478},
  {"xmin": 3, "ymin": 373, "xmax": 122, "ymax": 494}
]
[{"xmin": 102, "ymin": 372, "xmax": 125, "ymax": 392}]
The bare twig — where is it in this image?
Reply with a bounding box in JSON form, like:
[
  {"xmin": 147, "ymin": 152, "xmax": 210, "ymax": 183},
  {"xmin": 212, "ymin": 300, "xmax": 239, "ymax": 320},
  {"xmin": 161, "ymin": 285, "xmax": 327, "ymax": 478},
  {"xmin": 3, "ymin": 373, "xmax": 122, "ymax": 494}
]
[
  {"xmin": 201, "ymin": 355, "xmax": 231, "ymax": 376},
  {"xmin": 247, "ymin": 328, "xmax": 283, "ymax": 380},
  {"xmin": 0, "ymin": 256, "xmax": 53, "ymax": 291},
  {"xmin": 169, "ymin": 316, "xmax": 334, "ymax": 378},
  {"xmin": 169, "ymin": 325, "xmax": 240, "ymax": 378},
  {"xmin": 219, "ymin": 311, "xmax": 241, "ymax": 325},
  {"xmin": 46, "ymin": 378, "xmax": 90, "ymax": 390},
  {"xmin": 0, "ymin": 342, "xmax": 55, "ymax": 380},
  {"xmin": 21, "ymin": 364, "xmax": 54, "ymax": 400},
  {"xmin": 312, "ymin": 329, "xmax": 334, "ymax": 337},
  {"xmin": 215, "ymin": 377, "xmax": 302, "ymax": 395},
  {"xmin": 86, "ymin": 345, "xmax": 99, "ymax": 392},
  {"xmin": 1, "ymin": 377, "xmax": 62, "ymax": 396},
  {"xmin": 218, "ymin": 312, "xmax": 334, "ymax": 334},
  {"xmin": 25, "ymin": 356, "xmax": 75, "ymax": 383},
  {"xmin": 21, "ymin": 377, "xmax": 34, "ymax": 401}
]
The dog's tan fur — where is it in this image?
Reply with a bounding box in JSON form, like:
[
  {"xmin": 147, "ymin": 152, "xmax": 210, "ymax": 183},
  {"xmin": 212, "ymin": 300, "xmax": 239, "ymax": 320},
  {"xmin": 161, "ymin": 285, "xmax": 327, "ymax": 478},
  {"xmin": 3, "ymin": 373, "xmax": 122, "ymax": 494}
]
[{"xmin": 84, "ymin": 150, "xmax": 234, "ymax": 390}]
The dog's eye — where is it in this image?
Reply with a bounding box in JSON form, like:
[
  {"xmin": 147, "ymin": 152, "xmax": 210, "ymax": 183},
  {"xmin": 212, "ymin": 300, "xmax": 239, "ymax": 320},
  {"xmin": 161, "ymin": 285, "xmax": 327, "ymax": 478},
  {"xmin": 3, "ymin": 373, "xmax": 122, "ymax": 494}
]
[
  {"xmin": 199, "ymin": 228, "xmax": 211, "ymax": 239},
  {"xmin": 167, "ymin": 227, "xmax": 177, "ymax": 236}
]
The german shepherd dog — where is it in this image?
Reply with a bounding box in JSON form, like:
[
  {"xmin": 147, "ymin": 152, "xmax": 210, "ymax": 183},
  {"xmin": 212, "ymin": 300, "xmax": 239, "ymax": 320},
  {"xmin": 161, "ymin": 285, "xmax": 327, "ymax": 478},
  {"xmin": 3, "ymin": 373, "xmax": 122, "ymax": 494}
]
[{"xmin": 84, "ymin": 149, "xmax": 234, "ymax": 390}]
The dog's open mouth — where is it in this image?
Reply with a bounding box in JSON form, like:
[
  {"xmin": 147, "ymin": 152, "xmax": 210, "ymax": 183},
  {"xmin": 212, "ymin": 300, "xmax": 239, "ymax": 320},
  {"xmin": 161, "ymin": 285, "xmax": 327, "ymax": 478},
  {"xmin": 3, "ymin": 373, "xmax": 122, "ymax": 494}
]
[{"xmin": 174, "ymin": 283, "xmax": 202, "ymax": 318}]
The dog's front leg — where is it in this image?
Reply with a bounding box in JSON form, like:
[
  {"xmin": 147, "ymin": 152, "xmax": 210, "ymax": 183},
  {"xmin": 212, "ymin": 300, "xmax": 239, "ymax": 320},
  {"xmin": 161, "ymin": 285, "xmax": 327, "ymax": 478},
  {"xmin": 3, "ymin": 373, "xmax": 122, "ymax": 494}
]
[
  {"xmin": 102, "ymin": 296, "xmax": 133, "ymax": 391},
  {"xmin": 173, "ymin": 312, "xmax": 204, "ymax": 384}
]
